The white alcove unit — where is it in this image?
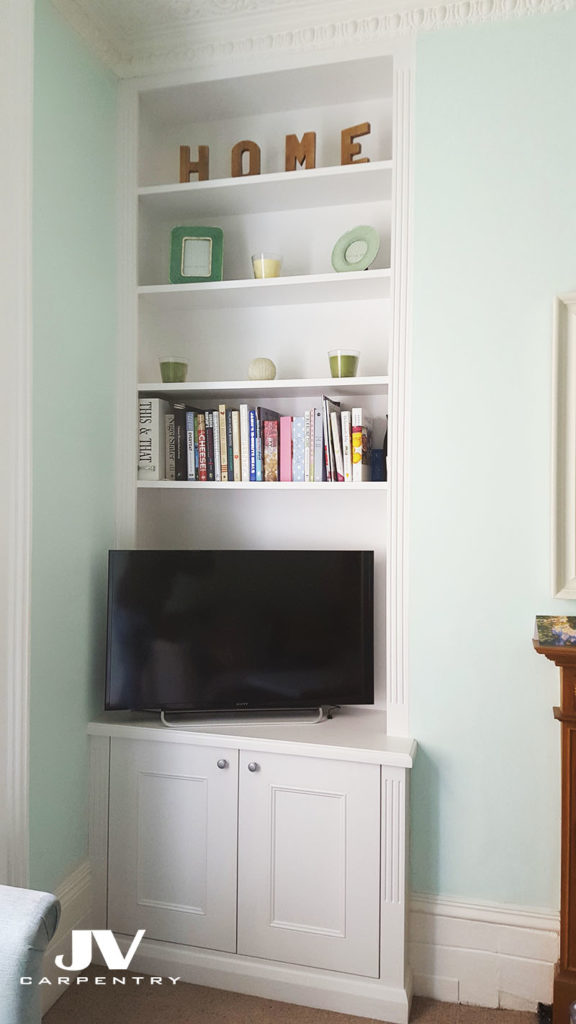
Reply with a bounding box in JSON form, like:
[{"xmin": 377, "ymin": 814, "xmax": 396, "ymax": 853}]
[
  {"xmin": 115, "ymin": 43, "xmax": 413, "ymax": 731},
  {"xmin": 104, "ymin": 37, "xmax": 415, "ymax": 1022},
  {"xmin": 88, "ymin": 713, "xmax": 416, "ymax": 1021}
]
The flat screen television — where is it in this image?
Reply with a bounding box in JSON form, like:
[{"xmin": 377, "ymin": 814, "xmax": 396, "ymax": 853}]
[{"xmin": 105, "ymin": 549, "xmax": 374, "ymax": 713}]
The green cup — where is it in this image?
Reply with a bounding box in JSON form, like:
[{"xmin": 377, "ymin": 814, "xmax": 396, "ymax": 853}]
[
  {"xmin": 328, "ymin": 349, "xmax": 359, "ymax": 378},
  {"xmin": 160, "ymin": 358, "xmax": 188, "ymax": 383}
]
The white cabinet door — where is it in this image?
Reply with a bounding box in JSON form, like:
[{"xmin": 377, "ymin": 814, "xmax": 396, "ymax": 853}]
[
  {"xmin": 108, "ymin": 739, "xmax": 238, "ymax": 952},
  {"xmin": 237, "ymin": 751, "xmax": 381, "ymax": 977}
]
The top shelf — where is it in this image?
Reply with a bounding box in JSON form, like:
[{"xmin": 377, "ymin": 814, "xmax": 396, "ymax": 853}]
[{"xmin": 138, "ymin": 162, "xmax": 392, "ymax": 220}]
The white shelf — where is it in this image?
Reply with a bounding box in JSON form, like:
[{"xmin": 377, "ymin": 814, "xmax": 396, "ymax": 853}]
[
  {"xmin": 138, "ymin": 376, "xmax": 389, "ymax": 400},
  {"xmin": 139, "ymin": 270, "xmax": 390, "ymax": 310},
  {"xmin": 138, "ymin": 162, "xmax": 393, "ymax": 219},
  {"xmin": 138, "ymin": 481, "xmax": 387, "ymax": 490}
]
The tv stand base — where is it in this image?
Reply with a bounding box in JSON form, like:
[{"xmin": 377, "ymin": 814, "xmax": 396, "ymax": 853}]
[{"xmin": 159, "ymin": 706, "xmax": 338, "ymax": 728}]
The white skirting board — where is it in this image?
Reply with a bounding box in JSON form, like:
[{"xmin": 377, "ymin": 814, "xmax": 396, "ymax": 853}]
[
  {"xmin": 410, "ymin": 894, "xmax": 560, "ymax": 1011},
  {"xmin": 40, "ymin": 864, "xmax": 560, "ymax": 1016},
  {"xmin": 96, "ymin": 935, "xmax": 412, "ymax": 1024},
  {"xmin": 41, "ymin": 860, "xmax": 93, "ymax": 1013}
]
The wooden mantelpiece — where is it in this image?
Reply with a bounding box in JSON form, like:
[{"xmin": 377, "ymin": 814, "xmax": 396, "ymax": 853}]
[{"xmin": 534, "ymin": 639, "xmax": 576, "ymax": 1022}]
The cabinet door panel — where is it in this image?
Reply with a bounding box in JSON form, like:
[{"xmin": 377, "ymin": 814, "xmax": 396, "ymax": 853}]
[
  {"xmin": 237, "ymin": 751, "xmax": 380, "ymax": 976},
  {"xmin": 108, "ymin": 739, "xmax": 238, "ymax": 952}
]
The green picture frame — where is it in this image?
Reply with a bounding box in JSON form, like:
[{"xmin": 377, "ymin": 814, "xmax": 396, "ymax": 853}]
[{"xmin": 170, "ymin": 226, "xmax": 223, "ymax": 284}]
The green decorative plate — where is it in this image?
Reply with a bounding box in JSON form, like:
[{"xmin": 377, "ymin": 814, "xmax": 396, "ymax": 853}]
[{"xmin": 331, "ymin": 225, "xmax": 380, "ymax": 273}]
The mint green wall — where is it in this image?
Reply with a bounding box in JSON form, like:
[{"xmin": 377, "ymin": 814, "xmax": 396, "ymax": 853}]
[
  {"xmin": 410, "ymin": 10, "xmax": 576, "ymax": 907},
  {"xmin": 30, "ymin": 0, "xmax": 117, "ymax": 891}
]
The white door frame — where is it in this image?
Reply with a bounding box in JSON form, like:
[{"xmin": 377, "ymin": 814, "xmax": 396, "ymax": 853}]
[{"xmin": 0, "ymin": 0, "xmax": 34, "ymax": 887}]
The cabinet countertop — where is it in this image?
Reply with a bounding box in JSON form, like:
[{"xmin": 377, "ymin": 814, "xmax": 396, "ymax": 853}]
[{"xmin": 88, "ymin": 708, "xmax": 416, "ymax": 767}]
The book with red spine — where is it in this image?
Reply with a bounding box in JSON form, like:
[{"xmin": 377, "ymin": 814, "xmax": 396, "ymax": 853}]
[{"xmin": 197, "ymin": 413, "xmax": 208, "ymax": 481}]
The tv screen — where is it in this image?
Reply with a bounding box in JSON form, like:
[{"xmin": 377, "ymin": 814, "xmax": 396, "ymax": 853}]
[{"xmin": 105, "ymin": 549, "xmax": 374, "ymax": 713}]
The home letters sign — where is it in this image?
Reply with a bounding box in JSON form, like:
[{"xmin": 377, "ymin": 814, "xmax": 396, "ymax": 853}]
[{"xmin": 179, "ymin": 122, "xmax": 371, "ymax": 182}]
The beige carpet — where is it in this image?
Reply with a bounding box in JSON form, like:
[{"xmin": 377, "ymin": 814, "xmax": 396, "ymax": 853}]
[{"xmin": 42, "ymin": 968, "xmax": 539, "ymax": 1024}]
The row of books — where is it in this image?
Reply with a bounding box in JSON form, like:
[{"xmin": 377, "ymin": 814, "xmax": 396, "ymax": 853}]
[{"xmin": 137, "ymin": 397, "xmax": 386, "ymax": 483}]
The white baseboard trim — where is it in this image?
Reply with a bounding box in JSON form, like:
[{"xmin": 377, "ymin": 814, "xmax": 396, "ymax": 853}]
[
  {"xmin": 104, "ymin": 935, "xmax": 411, "ymax": 1024},
  {"xmin": 410, "ymin": 893, "xmax": 560, "ymax": 1010},
  {"xmin": 41, "ymin": 860, "xmax": 93, "ymax": 1013}
]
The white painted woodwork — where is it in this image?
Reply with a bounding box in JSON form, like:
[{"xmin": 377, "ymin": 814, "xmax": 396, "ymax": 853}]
[
  {"xmin": 88, "ymin": 735, "xmax": 111, "ymax": 929},
  {"xmin": 138, "ymin": 162, "xmax": 393, "ymax": 219},
  {"xmin": 137, "ymin": 480, "xmax": 388, "ymax": 490},
  {"xmin": 116, "ymin": 48, "xmax": 407, "ymax": 726},
  {"xmin": 552, "ymin": 293, "xmax": 576, "ymax": 598},
  {"xmin": 0, "ymin": 0, "xmax": 34, "ymax": 887},
  {"xmin": 138, "ymin": 271, "xmax": 390, "ymax": 308},
  {"xmin": 386, "ymin": 49, "xmax": 413, "ymax": 737},
  {"xmin": 88, "ymin": 709, "xmax": 415, "ymax": 765},
  {"xmin": 237, "ymin": 749, "xmax": 380, "ymax": 975},
  {"xmin": 89, "ymin": 716, "xmax": 414, "ymax": 1020},
  {"xmin": 410, "ymin": 894, "xmax": 559, "ymax": 1010},
  {"xmin": 108, "ymin": 739, "xmax": 239, "ymax": 952},
  {"xmin": 137, "ymin": 376, "xmax": 389, "ymax": 397}
]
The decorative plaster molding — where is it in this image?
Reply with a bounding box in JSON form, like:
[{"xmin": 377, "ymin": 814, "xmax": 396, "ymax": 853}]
[{"xmin": 53, "ymin": 0, "xmax": 575, "ymax": 77}]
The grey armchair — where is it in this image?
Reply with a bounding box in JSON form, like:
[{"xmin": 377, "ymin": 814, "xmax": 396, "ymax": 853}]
[{"xmin": 0, "ymin": 884, "xmax": 60, "ymax": 1024}]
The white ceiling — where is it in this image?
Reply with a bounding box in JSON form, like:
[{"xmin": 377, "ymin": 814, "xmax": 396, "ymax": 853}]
[{"xmin": 51, "ymin": 0, "xmax": 568, "ymax": 77}]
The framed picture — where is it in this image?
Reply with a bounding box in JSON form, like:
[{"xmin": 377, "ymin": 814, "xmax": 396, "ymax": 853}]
[
  {"xmin": 553, "ymin": 293, "xmax": 576, "ymax": 597},
  {"xmin": 170, "ymin": 226, "xmax": 223, "ymax": 284},
  {"xmin": 331, "ymin": 225, "xmax": 380, "ymax": 273}
]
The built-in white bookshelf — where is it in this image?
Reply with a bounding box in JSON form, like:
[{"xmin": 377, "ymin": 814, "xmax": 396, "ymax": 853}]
[
  {"xmin": 116, "ymin": 48, "xmax": 412, "ymax": 725},
  {"xmin": 108, "ymin": 40, "xmax": 413, "ymax": 1022}
]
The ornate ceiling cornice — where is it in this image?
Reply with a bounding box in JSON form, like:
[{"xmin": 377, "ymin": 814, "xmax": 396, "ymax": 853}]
[{"xmin": 52, "ymin": 0, "xmax": 575, "ymax": 77}]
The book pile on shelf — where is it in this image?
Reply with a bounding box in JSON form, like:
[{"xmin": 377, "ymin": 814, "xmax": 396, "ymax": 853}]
[{"xmin": 137, "ymin": 396, "xmax": 387, "ymax": 484}]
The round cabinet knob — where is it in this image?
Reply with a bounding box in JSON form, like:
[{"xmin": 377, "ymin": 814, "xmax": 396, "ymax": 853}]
[
  {"xmin": 217, "ymin": 759, "xmax": 229, "ymax": 769},
  {"xmin": 247, "ymin": 762, "xmax": 260, "ymax": 773}
]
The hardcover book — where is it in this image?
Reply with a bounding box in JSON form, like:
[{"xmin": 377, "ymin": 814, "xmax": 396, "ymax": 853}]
[
  {"xmin": 330, "ymin": 410, "xmax": 345, "ymax": 482},
  {"xmin": 341, "ymin": 409, "xmax": 353, "ymax": 483},
  {"xmin": 232, "ymin": 410, "xmax": 241, "ymax": 481},
  {"xmin": 218, "ymin": 404, "xmax": 228, "ymax": 481},
  {"xmin": 205, "ymin": 411, "xmax": 215, "ymax": 481},
  {"xmin": 165, "ymin": 412, "xmax": 176, "ymax": 481},
  {"xmin": 321, "ymin": 395, "xmax": 341, "ymax": 483},
  {"xmin": 173, "ymin": 402, "xmax": 188, "ymax": 481},
  {"xmin": 186, "ymin": 410, "xmax": 196, "ymax": 480},
  {"xmin": 212, "ymin": 408, "xmax": 222, "ymax": 482},
  {"xmin": 304, "ymin": 410, "xmax": 311, "ymax": 482},
  {"xmin": 240, "ymin": 404, "xmax": 250, "ymax": 482},
  {"xmin": 225, "ymin": 409, "xmax": 234, "ymax": 480},
  {"xmin": 249, "ymin": 409, "xmax": 257, "ymax": 481},
  {"xmin": 138, "ymin": 398, "xmax": 170, "ymax": 480},
  {"xmin": 263, "ymin": 419, "xmax": 279, "ymax": 481},
  {"xmin": 197, "ymin": 413, "xmax": 208, "ymax": 481},
  {"xmin": 314, "ymin": 408, "xmax": 325, "ymax": 482},
  {"xmin": 292, "ymin": 416, "xmax": 306, "ymax": 482},
  {"xmin": 351, "ymin": 407, "xmax": 373, "ymax": 482},
  {"xmin": 279, "ymin": 415, "xmax": 293, "ymax": 482}
]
